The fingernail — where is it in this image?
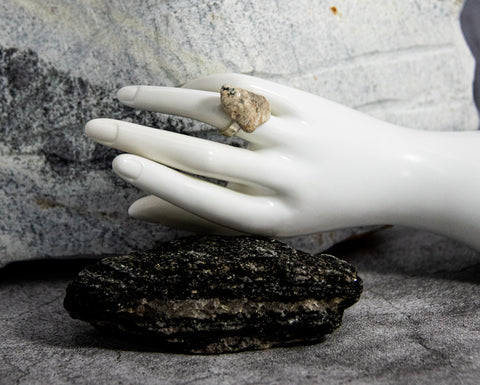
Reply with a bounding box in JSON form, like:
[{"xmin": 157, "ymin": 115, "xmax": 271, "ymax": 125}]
[
  {"xmin": 114, "ymin": 157, "xmax": 143, "ymax": 180},
  {"xmin": 128, "ymin": 200, "xmax": 144, "ymax": 219},
  {"xmin": 85, "ymin": 120, "xmax": 118, "ymax": 143},
  {"xmin": 117, "ymin": 86, "xmax": 139, "ymax": 103}
]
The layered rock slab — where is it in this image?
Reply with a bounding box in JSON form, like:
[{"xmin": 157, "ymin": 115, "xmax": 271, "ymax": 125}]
[{"xmin": 63, "ymin": 236, "xmax": 362, "ymax": 354}]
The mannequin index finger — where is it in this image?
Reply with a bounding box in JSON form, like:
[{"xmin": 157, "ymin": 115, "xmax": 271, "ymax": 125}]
[{"xmin": 117, "ymin": 86, "xmax": 231, "ymax": 129}]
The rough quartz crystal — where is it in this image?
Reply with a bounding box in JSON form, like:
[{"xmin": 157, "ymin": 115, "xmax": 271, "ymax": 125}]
[
  {"xmin": 219, "ymin": 85, "xmax": 271, "ymax": 136},
  {"xmin": 63, "ymin": 236, "xmax": 362, "ymax": 354}
]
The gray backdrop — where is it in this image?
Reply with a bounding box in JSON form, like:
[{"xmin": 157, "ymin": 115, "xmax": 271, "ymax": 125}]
[{"xmin": 462, "ymin": 0, "xmax": 480, "ymax": 113}]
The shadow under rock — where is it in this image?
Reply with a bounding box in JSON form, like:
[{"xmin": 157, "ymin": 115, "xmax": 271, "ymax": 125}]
[
  {"xmin": 326, "ymin": 226, "xmax": 480, "ymax": 284},
  {"xmin": 39, "ymin": 320, "xmax": 187, "ymax": 354},
  {"xmin": 0, "ymin": 258, "xmax": 99, "ymax": 283}
]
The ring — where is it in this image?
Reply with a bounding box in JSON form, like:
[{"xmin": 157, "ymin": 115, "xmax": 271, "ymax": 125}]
[{"xmin": 219, "ymin": 84, "xmax": 271, "ymax": 137}]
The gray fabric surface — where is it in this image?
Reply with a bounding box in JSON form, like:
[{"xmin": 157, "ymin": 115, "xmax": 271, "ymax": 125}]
[{"xmin": 1, "ymin": 226, "xmax": 479, "ymax": 384}]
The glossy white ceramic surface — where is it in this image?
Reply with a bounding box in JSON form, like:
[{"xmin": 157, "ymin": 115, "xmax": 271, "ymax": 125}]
[{"xmin": 85, "ymin": 74, "xmax": 480, "ymax": 249}]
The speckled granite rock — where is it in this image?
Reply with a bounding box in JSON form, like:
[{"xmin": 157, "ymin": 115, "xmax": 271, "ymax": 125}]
[
  {"xmin": 63, "ymin": 236, "xmax": 362, "ymax": 354},
  {"xmin": 0, "ymin": 0, "xmax": 477, "ymax": 266}
]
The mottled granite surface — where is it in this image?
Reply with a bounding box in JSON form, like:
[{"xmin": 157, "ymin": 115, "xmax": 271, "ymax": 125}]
[
  {"xmin": 0, "ymin": 0, "xmax": 478, "ymax": 265},
  {"xmin": 1, "ymin": 226, "xmax": 479, "ymax": 384}
]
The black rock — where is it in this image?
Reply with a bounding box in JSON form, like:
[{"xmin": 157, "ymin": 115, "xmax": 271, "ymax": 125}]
[{"xmin": 64, "ymin": 236, "xmax": 362, "ymax": 354}]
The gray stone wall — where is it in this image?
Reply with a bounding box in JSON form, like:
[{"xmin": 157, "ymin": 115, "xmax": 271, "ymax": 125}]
[{"xmin": 0, "ymin": 0, "xmax": 477, "ymax": 266}]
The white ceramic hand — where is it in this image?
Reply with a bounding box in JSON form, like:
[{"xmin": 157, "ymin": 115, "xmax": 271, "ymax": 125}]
[{"xmin": 85, "ymin": 74, "xmax": 480, "ymax": 249}]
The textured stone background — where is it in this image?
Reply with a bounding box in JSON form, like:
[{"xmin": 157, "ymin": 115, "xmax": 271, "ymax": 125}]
[
  {"xmin": 1, "ymin": 1, "xmax": 480, "ymax": 382},
  {"xmin": 0, "ymin": 0, "xmax": 478, "ymax": 266}
]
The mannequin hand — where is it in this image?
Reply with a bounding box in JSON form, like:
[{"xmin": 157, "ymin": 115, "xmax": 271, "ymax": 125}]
[
  {"xmin": 85, "ymin": 74, "xmax": 480, "ymax": 248},
  {"xmin": 85, "ymin": 73, "xmax": 378, "ymax": 237}
]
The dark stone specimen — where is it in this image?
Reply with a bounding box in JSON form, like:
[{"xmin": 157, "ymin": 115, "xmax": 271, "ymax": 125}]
[{"xmin": 64, "ymin": 236, "xmax": 362, "ymax": 354}]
